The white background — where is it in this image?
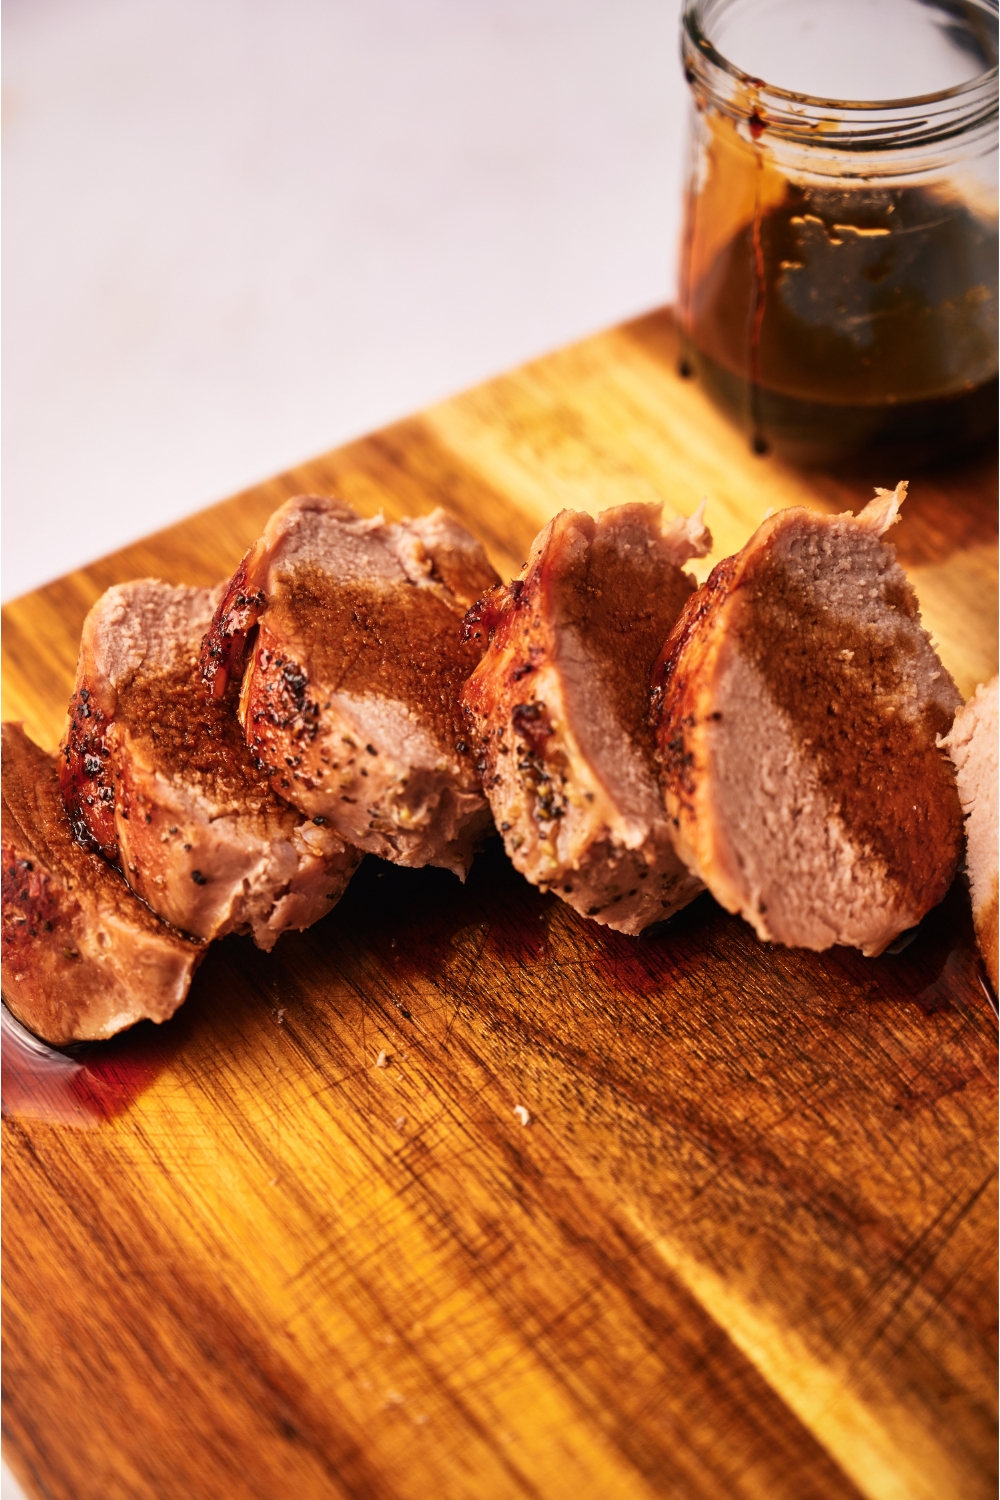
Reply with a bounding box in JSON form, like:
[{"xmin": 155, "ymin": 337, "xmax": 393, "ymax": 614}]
[
  {"xmin": 3, "ymin": 3, "xmax": 687, "ymax": 1493},
  {"xmin": 3, "ymin": 0, "xmax": 690, "ymax": 603}
]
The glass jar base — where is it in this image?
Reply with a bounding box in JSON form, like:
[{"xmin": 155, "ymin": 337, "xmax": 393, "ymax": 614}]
[{"xmin": 681, "ymin": 341, "xmax": 999, "ymax": 473}]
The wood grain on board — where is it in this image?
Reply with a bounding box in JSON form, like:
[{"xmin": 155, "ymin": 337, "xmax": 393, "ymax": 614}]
[{"xmin": 2, "ymin": 308, "xmax": 997, "ymax": 1500}]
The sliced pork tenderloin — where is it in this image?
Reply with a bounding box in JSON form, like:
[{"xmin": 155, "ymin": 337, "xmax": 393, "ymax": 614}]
[
  {"xmin": 3, "ymin": 722, "xmax": 204, "ymax": 1044},
  {"xmin": 200, "ymin": 497, "xmax": 499, "ymax": 878},
  {"xmin": 61, "ymin": 580, "xmax": 361, "ymax": 950},
  {"xmin": 652, "ymin": 483, "xmax": 964, "ymax": 956},
  {"xmin": 462, "ymin": 501, "xmax": 711, "ymax": 934},
  {"xmin": 941, "ymin": 675, "xmax": 998, "ymax": 991}
]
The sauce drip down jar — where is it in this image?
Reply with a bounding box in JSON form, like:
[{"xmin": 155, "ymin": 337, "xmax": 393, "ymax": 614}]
[{"xmin": 677, "ymin": 0, "xmax": 999, "ymax": 468}]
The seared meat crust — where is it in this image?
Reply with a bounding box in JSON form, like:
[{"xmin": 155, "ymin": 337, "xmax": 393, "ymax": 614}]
[
  {"xmin": 62, "ymin": 580, "xmax": 360, "ymax": 949},
  {"xmin": 652, "ymin": 484, "xmax": 964, "ymax": 955},
  {"xmin": 201, "ymin": 497, "xmax": 499, "ymax": 877},
  {"xmin": 3, "ymin": 723, "xmax": 204, "ymax": 1044},
  {"xmin": 462, "ymin": 502, "xmax": 710, "ymax": 933}
]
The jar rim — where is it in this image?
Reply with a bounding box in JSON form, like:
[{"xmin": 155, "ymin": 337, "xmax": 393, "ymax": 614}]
[{"xmin": 683, "ymin": 0, "xmax": 998, "ymax": 150}]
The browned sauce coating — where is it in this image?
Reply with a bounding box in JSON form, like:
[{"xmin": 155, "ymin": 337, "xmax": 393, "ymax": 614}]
[
  {"xmin": 124, "ymin": 654, "xmax": 272, "ymax": 803},
  {"xmin": 270, "ymin": 565, "xmax": 482, "ymax": 734},
  {"xmin": 557, "ymin": 530, "xmax": 694, "ymax": 765},
  {"xmin": 737, "ymin": 548, "xmax": 961, "ymax": 902}
]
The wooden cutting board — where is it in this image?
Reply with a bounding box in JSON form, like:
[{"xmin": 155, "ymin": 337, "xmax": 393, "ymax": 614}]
[{"xmin": 3, "ymin": 308, "xmax": 997, "ymax": 1500}]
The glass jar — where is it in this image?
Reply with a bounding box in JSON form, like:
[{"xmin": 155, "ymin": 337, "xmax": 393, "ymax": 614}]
[{"xmin": 677, "ymin": 0, "xmax": 999, "ymax": 469}]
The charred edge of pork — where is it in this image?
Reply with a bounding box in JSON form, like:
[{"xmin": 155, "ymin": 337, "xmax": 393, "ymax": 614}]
[
  {"xmin": 247, "ymin": 651, "xmax": 321, "ymax": 780},
  {"xmin": 60, "ymin": 690, "xmax": 118, "ymax": 859},
  {"xmin": 509, "ymin": 700, "xmax": 568, "ymax": 825},
  {"xmin": 200, "ymin": 554, "xmax": 267, "ymax": 698},
  {"xmin": 650, "ymin": 553, "xmax": 738, "ymax": 802},
  {"xmin": 1, "ymin": 846, "xmax": 61, "ymax": 949},
  {"xmin": 461, "ymin": 578, "xmax": 526, "ymax": 646}
]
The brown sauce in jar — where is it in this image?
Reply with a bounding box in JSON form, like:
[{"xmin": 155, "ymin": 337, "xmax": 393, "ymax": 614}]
[{"xmin": 678, "ymin": 106, "xmax": 998, "ymax": 469}]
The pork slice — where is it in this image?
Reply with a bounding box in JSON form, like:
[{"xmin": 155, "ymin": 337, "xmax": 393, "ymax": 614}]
[
  {"xmin": 61, "ymin": 580, "xmax": 361, "ymax": 950},
  {"xmin": 651, "ymin": 483, "xmax": 964, "ymax": 956},
  {"xmin": 3, "ymin": 723, "xmax": 204, "ymax": 1044},
  {"xmin": 462, "ymin": 501, "xmax": 710, "ymax": 934},
  {"xmin": 200, "ymin": 496, "xmax": 499, "ymax": 877},
  {"xmin": 941, "ymin": 676, "xmax": 998, "ymax": 991}
]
